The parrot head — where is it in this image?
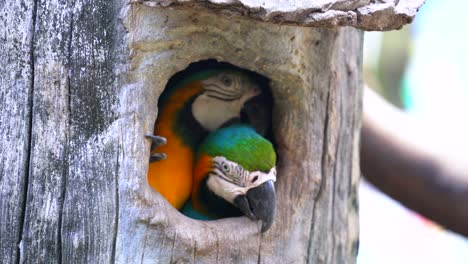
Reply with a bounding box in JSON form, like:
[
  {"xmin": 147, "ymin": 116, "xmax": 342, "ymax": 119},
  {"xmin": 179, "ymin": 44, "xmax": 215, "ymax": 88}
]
[
  {"xmin": 190, "ymin": 124, "xmax": 277, "ymax": 232},
  {"xmin": 191, "ymin": 71, "xmax": 261, "ymax": 131}
]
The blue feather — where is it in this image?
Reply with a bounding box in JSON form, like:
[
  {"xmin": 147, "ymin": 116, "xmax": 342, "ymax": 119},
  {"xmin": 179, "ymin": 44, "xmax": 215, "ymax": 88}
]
[{"xmin": 181, "ymin": 200, "xmax": 213, "ymax": 220}]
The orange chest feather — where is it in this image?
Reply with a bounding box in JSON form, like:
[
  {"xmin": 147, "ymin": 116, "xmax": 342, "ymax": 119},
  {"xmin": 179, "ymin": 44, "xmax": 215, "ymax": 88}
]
[{"xmin": 147, "ymin": 81, "xmax": 204, "ymax": 209}]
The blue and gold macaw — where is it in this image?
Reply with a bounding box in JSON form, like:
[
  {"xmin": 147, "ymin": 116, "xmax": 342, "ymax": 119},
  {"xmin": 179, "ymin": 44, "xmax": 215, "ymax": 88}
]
[
  {"xmin": 182, "ymin": 124, "xmax": 277, "ymax": 232},
  {"xmin": 146, "ymin": 69, "xmax": 262, "ymax": 210}
]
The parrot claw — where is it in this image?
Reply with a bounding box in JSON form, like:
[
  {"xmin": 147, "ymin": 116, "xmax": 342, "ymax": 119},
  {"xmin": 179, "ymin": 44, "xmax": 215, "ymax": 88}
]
[
  {"xmin": 145, "ymin": 134, "xmax": 167, "ymax": 163},
  {"xmin": 149, "ymin": 153, "xmax": 167, "ymax": 162},
  {"xmin": 145, "ymin": 134, "xmax": 167, "ymax": 151}
]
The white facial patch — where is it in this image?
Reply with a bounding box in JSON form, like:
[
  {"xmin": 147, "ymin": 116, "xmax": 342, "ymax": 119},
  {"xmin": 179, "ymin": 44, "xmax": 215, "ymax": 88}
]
[
  {"xmin": 192, "ymin": 94, "xmax": 241, "ymax": 131},
  {"xmin": 206, "ymin": 156, "xmax": 277, "ymax": 204},
  {"xmin": 192, "ymin": 72, "xmax": 260, "ymax": 131}
]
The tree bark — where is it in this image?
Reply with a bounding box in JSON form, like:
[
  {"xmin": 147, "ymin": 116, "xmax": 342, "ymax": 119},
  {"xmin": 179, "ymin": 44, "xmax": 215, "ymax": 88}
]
[
  {"xmin": 140, "ymin": 0, "xmax": 425, "ymax": 31},
  {"xmin": 1, "ymin": 1, "xmax": 362, "ymax": 263},
  {"xmin": 0, "ymin": 1, "xmax": 35, "ymax": 263},
  {"xmin": 1, "ymin": 0, "xmax": 126, "ymax": 263}
]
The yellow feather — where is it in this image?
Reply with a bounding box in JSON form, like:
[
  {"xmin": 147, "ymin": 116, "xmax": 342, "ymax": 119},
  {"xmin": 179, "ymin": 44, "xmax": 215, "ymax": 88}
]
[{"xmin": 147, "ymin": 81, "xmax": 204, "ymax": 209}]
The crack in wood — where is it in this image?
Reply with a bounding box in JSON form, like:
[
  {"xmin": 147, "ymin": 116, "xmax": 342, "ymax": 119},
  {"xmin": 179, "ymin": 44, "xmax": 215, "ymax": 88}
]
[
  {"xmin": 330, "ymin": 95, "xmax": 342, "ymax": 264},
  {"xmin": 329, "ymin": 66, "xmax": 345, "ymax": 263},
  {"xmin": 192, "ymin": 240, "xmax": 197, "ymax": 264},
  {"xmin": 306, "ymin": 75, "xmax": 332, "ymax": 263},
  {"xmin": 111, "ymin": 134, "xmax": 122, "ymax": 263},
  {"xmin": 140, "ymin": 228, "xmax": 149, "ymax": 264},
  {"xmin": 18, "ymin": 0, "xmax": 38, "ymax": 262},
  {"xmin": 169, "ymin": 232, "xmax": 177, "ymax": 264},
  {"xmin": 215, "ymin": 231, "xmax": 220, "ymax": 264},
  {"xmin": 256, "ymin": 231, "xmax": 263, "ymax": 264},
  {"xmin": 57, "ymin": 7, "xmax": 75, "ymax": 263}
]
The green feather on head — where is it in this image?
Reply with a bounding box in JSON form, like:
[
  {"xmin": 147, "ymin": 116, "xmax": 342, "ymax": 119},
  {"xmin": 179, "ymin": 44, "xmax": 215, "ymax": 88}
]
[{"xmin": 197, "ymin": 124, "xmax": 276, "ymax": 172}]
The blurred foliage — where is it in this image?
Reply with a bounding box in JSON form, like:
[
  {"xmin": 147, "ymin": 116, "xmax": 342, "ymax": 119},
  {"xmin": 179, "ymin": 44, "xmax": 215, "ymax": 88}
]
[{"xmin": 363, "ymin": 27, "xmax": 410, "ymax": 109}]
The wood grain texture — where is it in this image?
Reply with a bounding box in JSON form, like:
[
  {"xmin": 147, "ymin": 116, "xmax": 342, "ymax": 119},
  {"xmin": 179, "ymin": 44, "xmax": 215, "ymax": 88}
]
[
  {"xmin": 117, "ymin": 5, "xmax": 362, "ymax": 263},
  {"xmin": 139, "ymin": 0, "xmax": 425, "ymax": 31},
  {"xmin": 0, "ymin": 1, "xmax": 35, "ymax": 263},
  {"xmin": 60, "ymin": 0, "xmax": 123, "ymax": 263},
  {"xmin": 1, "ymin": 0, "xmax": 127, "ymax": 263},
  {"xmin": 1, "ymin": 1, "xmax": 362, "ymax": 263},
  {"xmin": 19, "ymin": 1, "xmax": 72, "ymax": 262}
]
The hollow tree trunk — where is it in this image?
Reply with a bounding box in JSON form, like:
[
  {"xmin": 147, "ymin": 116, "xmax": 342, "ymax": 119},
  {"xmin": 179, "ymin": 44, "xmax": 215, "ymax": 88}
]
[
  {"xmin": 117, "ymin": 5, "xmax": 362, "ymax": 263},
  {"xmin": 0, "ymin": 0, "xmax": 420, "ymax": 263}
]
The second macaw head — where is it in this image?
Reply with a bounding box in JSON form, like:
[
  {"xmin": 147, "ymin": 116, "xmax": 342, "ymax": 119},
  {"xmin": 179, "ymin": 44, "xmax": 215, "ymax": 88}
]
[
  {"xmin": 191, "ymin": 124, "xmax": 277, "ymax": 232},
  {"xmin": 191, "ymin": 70, "xmax": 261, "ymax": 132}
]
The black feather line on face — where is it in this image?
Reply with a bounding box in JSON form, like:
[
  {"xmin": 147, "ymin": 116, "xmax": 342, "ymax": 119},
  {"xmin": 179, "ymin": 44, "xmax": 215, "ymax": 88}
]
[
  {"xmin": 206, "ymin": 94, "xmax": 241, "ymax": 102},
  {"xmin": 204, "ymin": 86, "xmax": 239, "ymax": 97},
  {"xmin": 211, "ymin": 167, "xmax": 233, "ymax": 184},
  {"xmin": 199, "ymin": 176, "xmax": 242, "ymax": 219},
  {"xmin": 212, "ymin": 160, "xmax": 244, "ymax": 186},
  {"xmin": 204, "ymin": 82, "xmax": 241, "ymax": 96}
]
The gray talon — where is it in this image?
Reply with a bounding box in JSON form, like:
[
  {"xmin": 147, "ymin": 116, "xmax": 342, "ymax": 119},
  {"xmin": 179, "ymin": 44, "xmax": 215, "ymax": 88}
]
[
  {"xmin": 145, "ymin": 134, "xmax": 167, "ymax": 163},
  {"xmin": 150, "ymin": 153, "xmax": 167, "ymax": 162},
  {"xmin": 145, "ymin": 134, "xmax": 167, "ymax": 151}
]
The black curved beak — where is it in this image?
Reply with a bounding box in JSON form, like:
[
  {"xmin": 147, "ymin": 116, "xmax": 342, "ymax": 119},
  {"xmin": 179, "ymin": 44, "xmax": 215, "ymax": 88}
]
[{"xmin": 233, "ymin": 180, "xmax": 276, "ymax": 232}]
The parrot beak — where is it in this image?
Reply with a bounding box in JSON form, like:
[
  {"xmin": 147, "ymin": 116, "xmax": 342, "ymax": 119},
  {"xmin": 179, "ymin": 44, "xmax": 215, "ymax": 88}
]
[{"xmin": 234, "ymin": 180, "xmax": 276, "ymax": 232}]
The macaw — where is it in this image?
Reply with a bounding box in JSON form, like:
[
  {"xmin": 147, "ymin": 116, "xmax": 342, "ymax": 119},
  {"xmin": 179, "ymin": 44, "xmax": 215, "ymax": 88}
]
[
  {"xmin": 147, "ymin": 69, "xmax": 261, "ymax": 210},
  {"xmin": 182, "ymin": 124, "xmax": 277, "ymax": 232}
]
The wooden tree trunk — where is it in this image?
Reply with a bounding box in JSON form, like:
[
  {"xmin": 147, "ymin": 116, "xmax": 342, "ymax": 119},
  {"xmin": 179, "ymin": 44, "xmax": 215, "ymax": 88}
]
[
  {"xmin": 0, "ymin": 0, "xmax": 420, "ymax": 263},
  {"xmin": 0, "ymin": 1, "xmax": 125, "ymax": 263},
  {"xmin": 117, "ymin": 5, "xmax": 362, "ymax": 263}
]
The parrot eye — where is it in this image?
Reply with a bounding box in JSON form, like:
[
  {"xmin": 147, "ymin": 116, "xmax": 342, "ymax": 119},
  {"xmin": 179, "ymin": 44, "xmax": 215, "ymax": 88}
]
[
  {"xmin": 221, "ymin": 75, "xmax": 232, "ymax": 86},
  {"xmin": 222, "ymin": 163, "xmax": 229, "ymax": 172}
]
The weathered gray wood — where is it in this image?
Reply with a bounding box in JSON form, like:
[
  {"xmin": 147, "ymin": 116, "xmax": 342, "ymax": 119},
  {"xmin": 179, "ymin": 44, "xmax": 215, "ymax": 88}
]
[
  {"xmin": 116, "ymin": 5, "xmax": 361, "ymax": 263},
  {"xmin": 0, "ymin": 1, "xmax": 35, "ymax": 263},
  {"xmin": 19, "ymin": 1, "xmax": 72, "ymax": 262},
  {"xmin": 1, "ymin": 1, "xmax": 365, "ymax": 263},
  {"xmin": 60, "ymin": 0, "xmax": 124, "ymax": 263},
  {"xmin": 140, "ymin": 0, "xmax": 425, "ymax": 31},
  {"xmin": 307, "ymin": 29, "xmax": 362, "ymax": 263},
  {"xmin": 0, "ymin": 0, "xmax": 126, "ymax": 263}
]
